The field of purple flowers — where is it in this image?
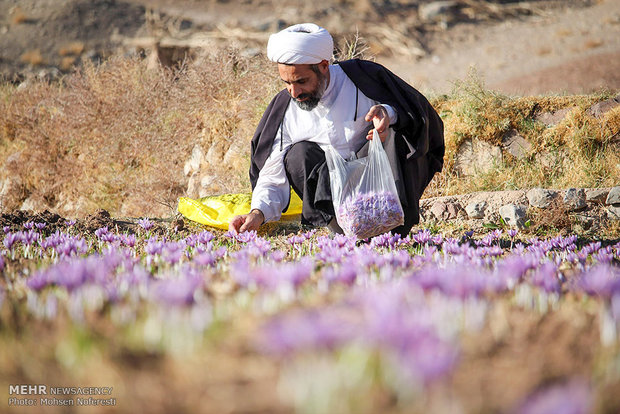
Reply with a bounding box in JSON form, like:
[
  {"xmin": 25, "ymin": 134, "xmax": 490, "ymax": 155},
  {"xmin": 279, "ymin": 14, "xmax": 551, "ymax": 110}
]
[{"xmin": 1, "ymin": 217, "xmax": 619, "ymax": 413}]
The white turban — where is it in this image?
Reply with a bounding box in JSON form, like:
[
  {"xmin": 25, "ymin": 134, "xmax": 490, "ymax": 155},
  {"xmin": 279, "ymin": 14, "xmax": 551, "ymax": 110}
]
[{"xmin": 267, "ymin": 23, "xmax": 333, "ymax": 64}]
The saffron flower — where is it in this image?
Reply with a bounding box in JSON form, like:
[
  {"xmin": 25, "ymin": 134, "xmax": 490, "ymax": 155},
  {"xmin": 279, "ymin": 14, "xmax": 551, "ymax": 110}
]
[
  {"xmin": 336, "ymin": 191, "xmax": 404, "ymax": 239},
  {"xmin": 138, "ymin": 218, "xmax": 154, "ymax": 231}
]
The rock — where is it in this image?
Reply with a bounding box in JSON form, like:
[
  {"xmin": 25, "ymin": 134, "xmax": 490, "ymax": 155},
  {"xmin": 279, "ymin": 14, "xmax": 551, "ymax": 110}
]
[
  {"xmin": 198, "ymin": 175, "xmax": 216, "ymax": 198},
  {"xmin": 430, "ymin": 201, "xmax": 447, "ymax": 220},
  {"xmin": 454, "ymin": 138, "xmax": 503, "ymax": 176},
  {"xmin": 563, "ymin": 188, "xmax": 586, "ymax": 211},
  {"xmin": 607, "ymin": 205, "xmax": 620, "ymax": 220},
  {"xmin": 465, "ymin": 201, "xmax": 487, "ymax": 219},
  {"xmin": 535, "ymin": 151, "xmax": 558, "ymax": 170},
  {"xmin": 204, "ymin": 143, "xmax": 224, "ymax": 166},
  {"xmin": 499, "ymin": 204, "xmax": 527, "ymax": 228},
  {"xmin": 187, "ymin": 171, "xmax": 201, "ymax": 198},
  {"xmin": 606, "ymin": 186, "xmax": 620, "ymax": 205},
  {"xmin": 534, "ymin": 107, "xmax": 572, "ymax": 126},
  {"xmin": 19, "ymin": 197, "xmax": 39, "ymax": 212},
  {"xmin": 241, "ymin": 47, "xmax": 261, "ymax": 58},
  {"xmin": 585, "ymin": 188, "xmax": 609, "ymax": 203},
  {"xmin": 527, "ymin": 188, "xmax": 558, "ymax": 208},
  {"xmin": 501, "ymin": 129, "xmax": 532, "ymax": 159},
  {"xmin": 588, "ymin": 94, "xmax": 620, "ymax": 118},
  {"xmin": 419, "ymin": 1, "xmax": 458, "ymax": 22},
  {"xmin": 184, "ymin": 144, "xmax": 203, "ymax": 176},
  {"xmin": 446, "ymin": 202, "xmax": 461, "ymax": 219}
]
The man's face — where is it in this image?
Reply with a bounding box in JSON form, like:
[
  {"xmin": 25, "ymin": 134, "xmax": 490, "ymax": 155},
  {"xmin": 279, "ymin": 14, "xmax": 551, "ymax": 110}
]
[{"xmin": 278, "ymin": 61, "xmax": 329, "ymax": 111}]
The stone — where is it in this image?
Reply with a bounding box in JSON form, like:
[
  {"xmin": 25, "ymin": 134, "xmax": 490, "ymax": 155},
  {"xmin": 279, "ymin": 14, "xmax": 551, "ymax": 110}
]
[
  {"xmin": 446, "ymin": 202, "xmax": 461, "ymax": 220},
  {"xmin": 534, "ymin": 107, "xmax": 572, "ymax": 126},
  {"xmin": 606, "ymin": 186, "xmax": 620, "ymax": 205},
  {"xmin": 198, "ymin": 175, "xmax": 216, "ymax": 198},
  {"xmin": 563, "ymin": 188, "xmax": 586, "ymax": 211},
  {"xmin": 588, "ymin": 94, "xmax": 620, "ymax": 118},
  {"xmin": 465, "ymin": 201, "xmax": 487, "ymax": 219},
  {"xmin": 585, "ymin": 188, "xmax": 609, "ymax": 203},
  {"xmin": 499, "ymin": 204, "xmax": 527, "ymax": 228},
  {"xmin": 187, "ymin": 171, "xmax": 201, "ymax": 198},
  {"xmin": 19, "ymin": 196, "xmax": 41, "ymax": 212},
  {"xmin": 430, "ymin": 201, "xmax": 447, "ymax": 220},
  {"xmin": 454, "ymin": 138, "xmax": 503, "ymax": 176},
  {"xmin": 502, "ymin": 129, "xmax": 532, "ymax": 159},
  {"xmin": 607, "ymin": 205, "xmax": 620, "ymax": 220},
  {"xmin": 527, "ymin": 188, "xmax": 558, "ymax": 208},
  {"xmin": 204, "ymin": 143, "xmax": 224, "ymax": 166},
  {"xmin": 184, "ymin": 144, "xmax": 203, "ymax": 176},
  {"xmin": 419, "ymin": 1, "xmax": 458, "ymax": 21}
]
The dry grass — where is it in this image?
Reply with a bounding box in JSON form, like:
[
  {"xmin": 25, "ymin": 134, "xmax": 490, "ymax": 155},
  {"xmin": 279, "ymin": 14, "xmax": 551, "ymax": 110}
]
[
  {"xmin": 0, "ymin": 50, "xmax": 279, "ymax": 217},
  {"xmin": 19, "ymin": 49, "xmax": 45, "ymax": 66},
  {"xmin": 58, "ymin": 41, "xmax": 85, "ymax": 57},
  {"xmin": 0, "ymin": 53, "xmax": 618, "ymax": 218},
  {"xmin": 425, "ymin": 70, "xmax": 619, "ymax": 198}
]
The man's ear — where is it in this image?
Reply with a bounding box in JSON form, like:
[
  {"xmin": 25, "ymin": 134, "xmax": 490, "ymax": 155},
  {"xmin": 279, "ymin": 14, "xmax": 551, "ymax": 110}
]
[{"xmin": 318, "ymin": 60, "xmax": 329, "ymax": 74}]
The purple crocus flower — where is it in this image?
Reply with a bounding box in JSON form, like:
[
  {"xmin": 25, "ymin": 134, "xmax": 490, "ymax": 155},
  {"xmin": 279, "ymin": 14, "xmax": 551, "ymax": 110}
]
[
  {"xmin": 23, "ymin": 222, "xmax": 34, "ymax": 230},
  {"xmin": 145, "ymin": 238, "xmax": 164, "ymax": 256},
  {"xmin": 3, "ymin": 233, "xmax": 19, "ymax": 250},
  {"xmin": 508, "ymin": 229, "xmax": 518, "ymax": 238},
  {"xmin": 530, "ymin": 262, "xmax": 561, "ymax": 294},
  {"xmin": 150, "ymin": 273, "xmax": 203, "ymax": 307},
  {"xmin": 35, "ymin": 222, "xmax": 46, "ymax": 230},
  {"xmin": 121, "ymin": 234, "xmax": 137, "ymax": 248},
  {"xmin": 65, "ymin": 219, "xmax": 76, "ymax": 227},
  {"xmin": 412, "ymin": 229, "xmax": 432, "ymax": 245},
  {"xmin": 575, "ymin": 265, "xmax": 620, "ymax": 298},
  {"xmin": 234, "ymin": 230, "xmax": 258, "ymax": 243},
  {"xmin": 322, "ymin": 265, "xmax": 358, "ymax": 286},
  {"xmin": 94, "ymin": 227, "xmax": 109, "ymax": 239},
  {"xmin": 3, "ymin": 226, "xmax": 10, "ymax": 234},
  {"xmin": 138, "ymin": 218, "xmax": 154, "ymax": 231},
  {"xmin": 197, "ymin": 231, "xmax": 215, "ymax": 245},
  {"xmin": 21, "ymin": 230, "xmax": 39, "ymax": 246},
  {"xmin": 162, "ymin": 247, "xmax": 184, "ymax": 265},
  {"xmin": 257, "ymin": 308, "xmax": 357, "ymax": 355},
  {"xmin": 287, "ymin": 234, "xmax": 305, "ymax": 246},
  {"xmin": 0, "ymin": 255, "xmax": 4, "ymax": 272},
  {"xmin": 194, "ymin": 251, "xmax": 217, "ymax": 267}
]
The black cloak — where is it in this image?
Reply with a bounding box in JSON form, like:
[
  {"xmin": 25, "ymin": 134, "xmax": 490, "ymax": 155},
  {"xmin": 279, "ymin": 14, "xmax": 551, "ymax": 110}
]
[{"xmin": 249, "ymin": 59, "xmax": 445, "ymax": 236}]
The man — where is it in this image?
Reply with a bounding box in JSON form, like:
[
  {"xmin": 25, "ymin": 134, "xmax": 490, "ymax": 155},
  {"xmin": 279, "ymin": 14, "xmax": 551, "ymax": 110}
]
[{"xmin": 229, "ymin": 23, "xmax": 444, "ymax": 237}]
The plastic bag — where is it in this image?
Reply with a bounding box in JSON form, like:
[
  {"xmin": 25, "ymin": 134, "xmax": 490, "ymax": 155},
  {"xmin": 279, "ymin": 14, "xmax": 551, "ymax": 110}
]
[
  {"xmin": 325, "ymin": 129, "xmax": 404, "ymax": 239},
  {"xmin": 178, "ymin": 191, "xmax": 303, "ymax": 230}
]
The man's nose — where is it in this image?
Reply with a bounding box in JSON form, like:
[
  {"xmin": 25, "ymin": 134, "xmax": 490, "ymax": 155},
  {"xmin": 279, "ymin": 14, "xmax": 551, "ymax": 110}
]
[{"xmin": 289, "ymin": 85, "xmax": 301, "ymax": 98}]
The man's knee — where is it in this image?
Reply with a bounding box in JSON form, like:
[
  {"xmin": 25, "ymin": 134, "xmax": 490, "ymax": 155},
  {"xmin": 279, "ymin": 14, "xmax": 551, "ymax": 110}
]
[{"xmin": 284, "ymin": 141, "xmax": 325, "ymax": 174}]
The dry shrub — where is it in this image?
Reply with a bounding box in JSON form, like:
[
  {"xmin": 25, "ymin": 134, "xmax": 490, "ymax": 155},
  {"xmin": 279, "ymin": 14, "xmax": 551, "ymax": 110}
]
[
  {"xmin": 526, "ymin": 198, "xmax": 573, "ymax": 235},
  {"xmin": 58, "ymin": 41, "xmax": 85, "ymax": 57},
  {"xmin": 0, "ymin": 50, "xmax": 279, "ymax": 217},
  {"xmin": 425, "ymin": 73, "xmax": 618, "ymax": 199},
  {"xmin": 10, "ymin": 7, "xmax": 28, "ymax": 25},
  {"xmin": 19, "ymin": 49, "xmax": 45, "ymax": 66},
  {"xmin": 60, "ymin": 56, "xmax": 77, "ymax": 71}
]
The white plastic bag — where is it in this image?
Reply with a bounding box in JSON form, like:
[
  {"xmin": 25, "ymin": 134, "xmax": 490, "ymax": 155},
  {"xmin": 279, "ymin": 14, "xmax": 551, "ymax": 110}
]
[{"xmin": 325, "ymin": 129, "xmax": 404, "ymax": 239}]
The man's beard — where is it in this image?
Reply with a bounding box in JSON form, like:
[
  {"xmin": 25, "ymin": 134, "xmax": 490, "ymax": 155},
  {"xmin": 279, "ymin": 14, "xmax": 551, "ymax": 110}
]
[{"xmin": 293, "ymin": 72, "xmax": 327, "ymax": 111}]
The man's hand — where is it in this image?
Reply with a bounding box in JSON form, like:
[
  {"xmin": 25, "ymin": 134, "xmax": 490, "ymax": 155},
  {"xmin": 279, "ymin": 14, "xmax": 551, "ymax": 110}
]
[
  {"xmin": 365, "ymin": 105, "xmax": 390, "ymax": 142},
  {"xmin": 229, "ymin": 209, "xmax": 265, "ymax": 234}
]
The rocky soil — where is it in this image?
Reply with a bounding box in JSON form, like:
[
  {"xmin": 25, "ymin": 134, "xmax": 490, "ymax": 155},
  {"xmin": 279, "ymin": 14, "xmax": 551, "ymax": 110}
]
[{"xmin": 2, "ymin": 0, "xmax": 619, "ymax": 95}]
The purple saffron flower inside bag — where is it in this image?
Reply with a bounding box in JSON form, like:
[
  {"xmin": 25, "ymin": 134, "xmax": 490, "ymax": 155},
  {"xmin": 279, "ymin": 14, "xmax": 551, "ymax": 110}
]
[{"xmin": 325, "ymin": 129, "xmax": 404, "ymax": 240}]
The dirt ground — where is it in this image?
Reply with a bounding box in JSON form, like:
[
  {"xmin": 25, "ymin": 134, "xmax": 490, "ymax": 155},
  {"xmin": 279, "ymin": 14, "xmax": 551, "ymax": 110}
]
[{"xmin": 1, "ymin": 0, "xmax": 619, "ymax": 95}]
